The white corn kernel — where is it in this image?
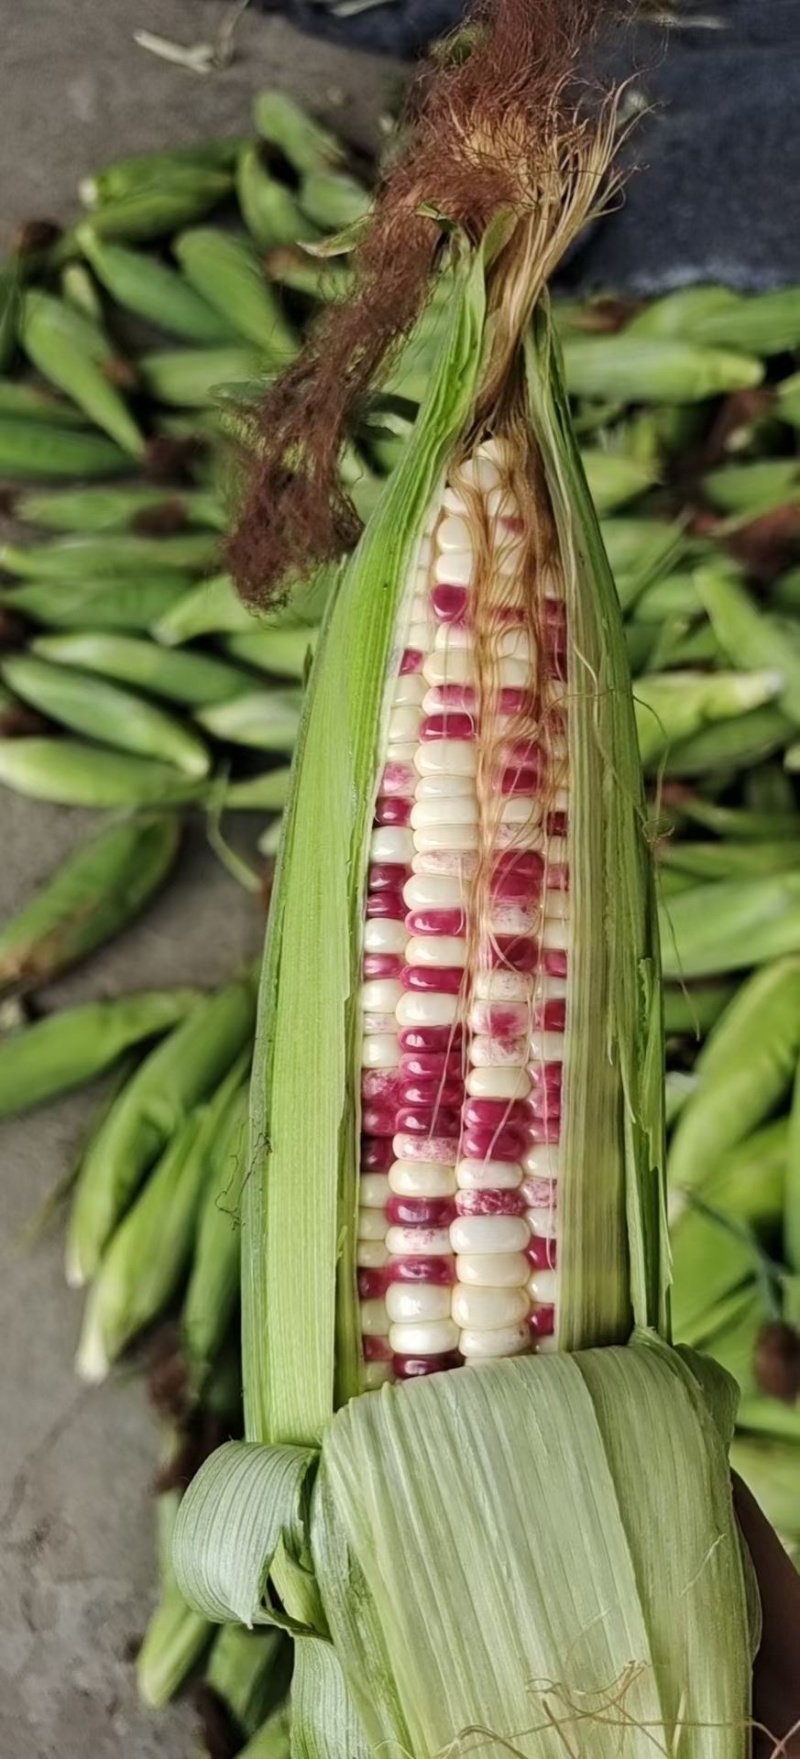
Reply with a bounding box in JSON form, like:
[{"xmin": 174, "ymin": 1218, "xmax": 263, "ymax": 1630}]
[
  {"xmin": 370, "ymin": 826, "xmax": 414, "ymax": 865},
  {"xmin": 460, "ymin": 1323, "xmax": 530, "ymax": 1359},
  {"xmin": 407, "ymin": 622, "xmax": 435, "ymax": 652},
  {"xmin": 452, "ymin": 1285, "xmax": 529, "ymax": 1330},
  {"xmin": 434, "ymin": 551, "xmax": 474, "ymax": 586},
  {"xmin": 361, "ymin": 1034, "xmax": 402, "ymax": 1070},
  {"xmin": 389, "ymin": 1160, "xmax": 457, "ymax": 1198},
  {"xmin": 490, "ymin": 903, "xmax": 540, "ymax": 936},
  {"xmin": 403, "ymin": 872, "xmax": 466, "ymax": 910},
  {"xmin": 396, "ymin": 992, "xmax": 459, "ymax": 1029},
  {"xmin": 542, "ymin": 566, "xmax": 565, "ymax": 600},
  {"xmin": 357, "ymin": 1239, "xmax": 389, "ymax": 1268},
  {"xmin": 466, "ymin": 1064, "xmax": 531, "ymax": 1100},
  {"xmin": 386, "ymin": 1284, "xmax": 451, "ymax": 1324},
  {"xmin": 387, "ymin": 741, "xmax": 418, "ymax": 765},
  {"xmin": 545, "ymin": 893, "xmax": 569, "ymax": 922},
  {"xmin": 529, "ymin": 1031, "xmax": 564, "ymax": 1061},
  {"xmin": 386, "ymin": 1226, "xmax": 452, "ymax": 1257},
  {"xmin": 477, "ymin": 436, "xmax": 514, "ymax": 466},
  {"xmin": 456, "ymin": 1159, "xmax": 523, "ymax": 1192},
  {"xmin": 527, "ymin": 1206, "xmax": 558, "ymax": 1239},
  {"xmin": 456, "ymin": 1251, "xmax": 529, "ymax": 1287},
  {"xmin": 434, "ymin": 623, "xmax": 472, "ymax": 651},
  {"xmin": 360, "ymin": 979, "xmax": 403, "ymax": 1013},
  {"xmin": 486, "ymin": 486, "xmax": 518, "ymax": 519},
  {"xmin": 442, "ymin": 485, "xmax": 467, "ymax": 514},
  {"xmin": 414, "ymin": 823, "xmax": 479, "ymax": 853},
  {"xmin": 364, "ymin": 918, "xmax": 407, "ymax": 956},
  {"xmin": 545, "ymin": 837, "xmax": 568, "ymax": 864},
  {"xmin": 496, "ymin": 822, "xmax": 545, "ymax": 854},
  {"xmin": 364, "ymin": 1361, "xmax": 394, "ymax": 1388},
  {"xmin": 392, "ymin": 674, "xmax": 426, "ymax": 707},
  {"xmin": 473, "ymin": 970, "xmax": 533, "ymax": 1001},
  {"xmin": 521, "ymin": 1144, "xmax": 561, "ymax": 1180},
  {"xmin": 412, "ymin": 850, "xmax": 478, "ymax": 878},
  {"xmin": 422, "ymin": 647, "xmax": 474, "ymax": 687},
  {"xmin": 358, "ymin": 1208, "xmax": 387, "ymax": 1242},
  {"xmin": 535, "ymin": 1334, "xmax": 558, "ymax": 1354},
  {"xmin": 360, "ymin": 1173, "xmax": 390, "ymax": 1209},
  {"xmin": 406, "ymin": 935, "xmax": 467, "ymax": 968},
  {"xmin": 388, "ymin": 707, "xmax": 423, "ymax": 744},
  {"xmin": 470, "ymin": 1035, "xmax": 528, "ymax": 1067},
  {"xmin": 531, "ymin": 973, "xmax": 567, "ymax": 1004},
  {"xmin": 360, "ymin": 1298, "xmax": 389, "ymax": 1336},
  {"xmin": 364, "ymin": 1012, "xmax": 399, "ymax": 1035},
  {"xmin": 450, "ymin": 1215, "xmax": 529, "ymax": 1254},
  {"xmin": 389, "ymin": 1318, "xmax": 459, "ymax": 1355},
  {"xmin": 411, "ymin": 796, "xmax": 478, "ymax": 827},
  {"xmin": 542, "ymin": 917, "xmax": 569, "ymax": 952},
  {"xmin": 415, "ymin": 772, "xmax": 475, "ymax": 799},
  {"xmin": 415, "ymin": 740, "xmax": 477, "ymax": 778},
  {"xmin": 499, "ymin": 796, "xmax": 541, "ymax": 825},
  {"xmin": 437, "ymin": 515, "xmax": 472, "ymax": 551},
  {"xmin": 529, "ymin": 1268, "xmax": 558, "ymax": 1305},
  {"xmin": 469, "ymin": 1001, "xmax": 529, "ymax": 1036},
  {"xmin": 458, "ymin": 455, "xmax": 501, "ymax": 491}
]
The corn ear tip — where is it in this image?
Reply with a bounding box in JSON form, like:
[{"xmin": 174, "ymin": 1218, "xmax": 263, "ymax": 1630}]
[
  {"xmin": 64, "ymin": 1238, "xmax": 89, "ymax": 1290},
  {"xmin": 75, "ymin": 1321, "xmax": 109, "ymax": 1385}
]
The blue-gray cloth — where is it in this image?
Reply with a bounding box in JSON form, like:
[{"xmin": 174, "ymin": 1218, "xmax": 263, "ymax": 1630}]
[{"xmin": 277, "ymin": 1, "xmax": 800, "ymax": 291}]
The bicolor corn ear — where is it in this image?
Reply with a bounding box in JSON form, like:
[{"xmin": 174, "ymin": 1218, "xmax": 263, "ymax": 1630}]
[{"xmin": 173, "ymin": 5, "xmax": 754, "ymax": 1752}]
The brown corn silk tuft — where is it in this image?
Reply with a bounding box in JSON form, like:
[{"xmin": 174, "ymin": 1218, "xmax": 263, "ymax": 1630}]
[{"xmin": 227, "ymin": 0, "xmax": 631, "ymax": 609}]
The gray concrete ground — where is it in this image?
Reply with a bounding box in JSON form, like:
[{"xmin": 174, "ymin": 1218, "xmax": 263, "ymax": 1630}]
[{"xmin": 0, "ymin": 5, "xmax": 393, "ymax": 1754}]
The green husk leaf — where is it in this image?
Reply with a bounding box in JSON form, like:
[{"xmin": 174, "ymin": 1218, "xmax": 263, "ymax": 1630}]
[
  {"xmin": 311, "ymin": 1344, "xmax": 754, "ymax": 1758},
  {"xmin": 173, "ymin": 1439, "xmax": 320, "ymax": 1630}
]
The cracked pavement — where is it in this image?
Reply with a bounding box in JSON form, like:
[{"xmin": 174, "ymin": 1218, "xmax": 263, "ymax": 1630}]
[{"xmin": 0, "ymin": 5, "xmax": 392, "ymax": 1753}]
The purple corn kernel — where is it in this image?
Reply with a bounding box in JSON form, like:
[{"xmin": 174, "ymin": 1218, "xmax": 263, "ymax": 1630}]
[
  {"xmin": 393, "ymin": 1352, "xmax": 461, "ymax": 1377},
  {"xmin": 361, "ymin": 1137, "xmax": 395, "ymax": 1172},
  {"xmin": 366, "ymin": 890, "xmax": 407, "ymax": 920},
  {"xmin": 363, "ymin": 954, "xmax": 404, "ymax": 980},
  {"xmin": 402, "ymin": 964, "xmax": 464, "ymax": 994},
  {"xmin": 422, "ymin": 712, "xmax": 475, "ymax": 741},
  {"xmin": 358, "ymin": 1266, "xmax": 388, "ymax": 1298},
  {"xmin": 363, "ymin": 1335, "xmax": 392, "ymax": 1362},
  {"xmin": 387, "ymin": 1255, "xmax": 455, "ymax": 1284},
  {"xmin": 528, "ymin": 1235, "xmax": 557, "ymax": 1270},
  {"xmin": 530, "ymin": 1304, "xmax": 556, "ymax": 1338},
  {"xmin": 401, "ymin": 1049, "xmax": 463, "ymax": 1079},
  {"xmin": 396, "ymin": 1106, "xmax": 462, "ymax": 1137},
  {"xmin": 462, "ymin": 1124, "xmax": 527, "ymax": 1161},
  {"xmin": 406, "ymin": 907, "xmax": 468, "ymax": 937},
  {"xmin": 398, "ymin": 1077, "xmax": 463, "ymax": 1108},
  {"xmin": 374, "ymin": 795, "xmax": 412, "ymax": 826},
  {"xmin": 369, "ymin": 861, "xmax": 410, "ymax": 893},
  {"xmin": 456, "ymin": 1189, "xmax": 527, "ymax": 1217},
  {"xmin": 386, "ymin": 1195, "xmax": 455, "ymax": 1227},
  {"xmin": 399, "ymin": 1025, "xmax": 464, "ymax": 1052},
  {"xmin": 431, "ymin": 583, "xmax": 468, "ymax": 623}
]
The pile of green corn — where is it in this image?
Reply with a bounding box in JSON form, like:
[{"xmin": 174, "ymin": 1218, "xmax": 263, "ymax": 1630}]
[{"xmin": 1, "ymin": 82, "xmax": 800, "ymax": 1756}]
